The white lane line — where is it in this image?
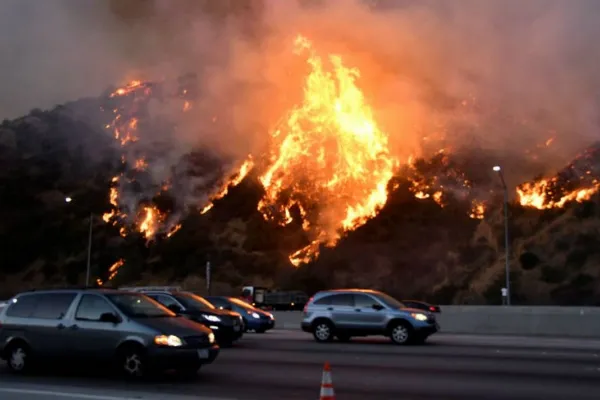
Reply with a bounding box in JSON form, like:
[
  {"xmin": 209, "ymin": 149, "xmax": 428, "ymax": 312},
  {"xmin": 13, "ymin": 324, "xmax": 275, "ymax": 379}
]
[{"xmin": 0, "ymin": 388, "xmax": 228, "ymax": 400}]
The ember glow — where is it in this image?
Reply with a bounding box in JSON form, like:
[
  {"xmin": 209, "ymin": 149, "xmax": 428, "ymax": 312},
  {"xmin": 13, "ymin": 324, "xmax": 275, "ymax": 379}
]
[
  {"xmin": 517, "ymin": 179, "xmax": 599, "ymax": 209},
  {"xmin": 257, "ymin": 35, "xmax": 396, "ymax": 266},
  {"xmin": 96, "ymin": 259, "xmax": 125, "ymax": 287}
]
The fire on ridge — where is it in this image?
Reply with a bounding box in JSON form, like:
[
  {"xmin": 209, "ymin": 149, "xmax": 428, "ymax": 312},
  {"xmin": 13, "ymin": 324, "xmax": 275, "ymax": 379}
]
[{"xmin": 95, "ymin": 35, "xmax": 600, "ymax": 280}]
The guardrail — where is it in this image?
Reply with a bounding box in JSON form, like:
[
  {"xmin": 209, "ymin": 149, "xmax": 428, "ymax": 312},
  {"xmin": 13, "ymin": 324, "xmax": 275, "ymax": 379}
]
[{"xmin": 272, "ymin": 306, "xmax": 600, "ymax": 338}]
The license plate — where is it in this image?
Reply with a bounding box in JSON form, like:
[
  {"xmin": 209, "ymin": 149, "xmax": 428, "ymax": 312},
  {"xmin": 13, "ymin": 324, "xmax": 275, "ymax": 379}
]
[{"xmin": 197, "ymin": 349, "xmax": 209, "ymax": 359}]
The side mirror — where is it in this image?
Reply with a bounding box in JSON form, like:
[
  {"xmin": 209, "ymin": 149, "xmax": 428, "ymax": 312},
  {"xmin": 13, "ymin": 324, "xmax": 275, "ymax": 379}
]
[
  {"xmin": 99, "ymin": 312, "xmax": 121, "ymax": 324},
  {"xmin": 167, "ymin": 304, "xmax": 183, "ymax": 314},
  {"xmin": 372, "ymin": 304, "xmax": 384, "ymax": 311}
]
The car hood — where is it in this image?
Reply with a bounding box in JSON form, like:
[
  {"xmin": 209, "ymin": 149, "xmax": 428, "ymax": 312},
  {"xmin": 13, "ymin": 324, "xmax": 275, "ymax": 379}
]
[
  {"xmin": 181, "ymin": 308, "xmax": 240, "ymax": 318},
  {"xmin": 133, "ymin": 316, "xmax": 211, "ymax": 336}
]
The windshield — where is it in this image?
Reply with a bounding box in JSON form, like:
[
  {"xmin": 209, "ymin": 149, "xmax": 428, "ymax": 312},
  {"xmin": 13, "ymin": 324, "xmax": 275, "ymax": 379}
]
[
  {"xmin": 374, "ymin": 292, "xmax": 406, "ymax": 309},
  {"xmin": 174, "ymin": 293, "xmax": 215, "ymax": 311},
  {"xmin": 229, "ymin": 297, "xmax": 260, "ymax": 311},
  {"xmin": 106, "ymin": 293, "xmax": 175, "ymax": 318}
]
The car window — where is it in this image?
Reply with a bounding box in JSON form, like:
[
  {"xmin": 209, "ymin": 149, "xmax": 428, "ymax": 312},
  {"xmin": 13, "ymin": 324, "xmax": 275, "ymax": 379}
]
[
  {"xmin": 31, "ymin": 293, "xmax": 76, "ymax": 319},
  {"xmin": 229, "ymin": 297, "xmax": 261, "ymax": 311},
  {"xmin": 353, "ymin": 294, "xmax": 377, "ymax": 308},
  {"xmin": 329, "ymin": 294, "xmax": 354, "ymax": 307},
  {"xmin": 313, "ymin": 295, "xmax": 331, "ymax": 306},
  {"xmin": 374, "ymin": 293, "xmax": 405, "ymax": 309},
  {"xmin": 174, "ymin": 293, "xmax": 215, "ymax": 311},
  {"xmin": 75, "ymin": 295, "xmax": 116, "ymax": 321},
  {"xmin": 402, "ymin": 301, "xmax": 416, "ymax": 308},
  {"xmin": 106, "ymin": 293, "xmax": 175, "ymax": 318},
  {"xmin": 5, "ymin": 294, "xmax": 39, "ymax": 318},
  {"xmin": 206, "ymin": 297, "xmax": 229, "ymax": 308},
  {"xmin": 150, "ymin": 294, "xmax": 181, "ymax": 309}
]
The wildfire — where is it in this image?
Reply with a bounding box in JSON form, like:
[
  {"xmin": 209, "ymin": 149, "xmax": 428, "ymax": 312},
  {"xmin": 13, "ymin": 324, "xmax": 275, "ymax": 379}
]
[
  {"xmin": 256, "ymin": 35, "xmax": 396, "ymax": 266},
  {"xmin": 517, "ymin": 178, "xmax": 599, "ymax": 209},
  {"xmin": 96, "ymin": 259, "xmax": 125, "ymax": 286},
  {"xmin": 201, "ymin": 156, "xmax": 255, "ymax": 214}
]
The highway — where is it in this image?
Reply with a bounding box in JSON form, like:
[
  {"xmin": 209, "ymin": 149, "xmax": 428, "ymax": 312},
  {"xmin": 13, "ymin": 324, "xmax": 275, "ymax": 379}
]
[{"xmin": 2, "ymin": 330, "xmax": 600, "ymax": 400}]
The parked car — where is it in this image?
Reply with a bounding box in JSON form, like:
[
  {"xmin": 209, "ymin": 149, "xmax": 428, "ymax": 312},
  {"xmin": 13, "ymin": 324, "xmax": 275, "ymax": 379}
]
[
  {"xmin": 205, "ymin": 296, "xmax": 275, "ymax": 333},
  {"xmin": 0, "ymin": 288, "xmax": 218, "ymax": 377},
  {"xmin": 301, "ymin": 289, "xmax": 439, "ymax": 345},
  {"xmin": 120, "ymin": 287, "xmax": 244, "ymax": 347},
  {"xmin": 401, "ymin": 300, "xmax": 441, "ymax": 313}
]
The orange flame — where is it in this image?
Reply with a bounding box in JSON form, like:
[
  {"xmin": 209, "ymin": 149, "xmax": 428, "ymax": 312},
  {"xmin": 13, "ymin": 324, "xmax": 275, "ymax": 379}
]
[
  {"xmin": 96, "ymin": 259, "xmax": 125, "ymax": 286},
  {"xmin": 201, "ymin": 156, "xmax": 255, "ymax": 214},
  {"xmin": 257, "ymin": 35, "xmax": 396, "ymax": 266},
  {"xmin": 517, "ymin": 178, "xmax": 599, "ymax": 209}
]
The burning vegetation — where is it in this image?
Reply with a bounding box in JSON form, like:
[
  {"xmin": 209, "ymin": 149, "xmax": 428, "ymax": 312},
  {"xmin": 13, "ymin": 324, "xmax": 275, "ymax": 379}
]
[{"xmin": 90, "ymin": 34, "xmax": 600, "ymax": 285}]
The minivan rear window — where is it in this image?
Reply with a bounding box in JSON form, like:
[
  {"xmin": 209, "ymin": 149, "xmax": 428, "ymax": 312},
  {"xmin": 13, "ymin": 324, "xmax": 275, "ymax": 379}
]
[{"xmin": 5, "ymin": 294, "xmax": 39, "ymax": 318}]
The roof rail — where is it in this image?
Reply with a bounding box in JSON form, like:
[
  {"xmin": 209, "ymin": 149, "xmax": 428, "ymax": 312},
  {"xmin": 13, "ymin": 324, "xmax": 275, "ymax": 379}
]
[
  {"xmin": 24, "ymin": 286, "xmax": 99, "ymax": 292},
  {"xmin": 119, "ymin": 286, "xmax": 182, "ymax": 292}
]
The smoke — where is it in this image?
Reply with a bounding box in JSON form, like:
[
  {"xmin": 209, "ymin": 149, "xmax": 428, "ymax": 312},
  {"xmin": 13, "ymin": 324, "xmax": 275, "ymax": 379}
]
[{"xmin": 3, "ymin": 0, "xmax": 600, "ymax": 199}]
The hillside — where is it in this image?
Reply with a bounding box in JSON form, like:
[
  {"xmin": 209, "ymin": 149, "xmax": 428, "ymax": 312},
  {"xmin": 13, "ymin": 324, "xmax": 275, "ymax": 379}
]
[{"xmin": 1, "ymin": 85, "xmax": 599, "ymax": 306}]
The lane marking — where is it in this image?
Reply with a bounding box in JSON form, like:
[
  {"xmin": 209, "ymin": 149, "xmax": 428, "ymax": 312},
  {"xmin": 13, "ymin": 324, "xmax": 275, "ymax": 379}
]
[{"xmin": 0, "ymin": 388, "xmax": 227, "ymax": 400}]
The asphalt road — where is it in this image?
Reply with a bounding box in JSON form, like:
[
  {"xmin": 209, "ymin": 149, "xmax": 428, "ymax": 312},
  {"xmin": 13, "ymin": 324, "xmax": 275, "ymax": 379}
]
[{"xmin": 2, "ymin": 330, "xmax": 600, "ymax": 400}]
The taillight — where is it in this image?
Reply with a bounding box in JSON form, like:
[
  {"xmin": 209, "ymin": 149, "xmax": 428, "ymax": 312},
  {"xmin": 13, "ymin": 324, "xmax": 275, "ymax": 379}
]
[
  {"xmin": 303, "ymin": 297, "xmax": 313, "ymax": 313},
  {"xmin": 429, "ymin": 306, "xmax": 436, "ymax": 312}
]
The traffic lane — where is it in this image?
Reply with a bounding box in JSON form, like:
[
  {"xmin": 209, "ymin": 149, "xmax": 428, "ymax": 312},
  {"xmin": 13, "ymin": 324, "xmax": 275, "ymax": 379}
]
[
  {"xmin": 1, "ymin": 331, "xmax": 600, "ymax": 400},
  {"xmin": 0, "ymin": 384, "xmax": 229, "ymax": 400}
]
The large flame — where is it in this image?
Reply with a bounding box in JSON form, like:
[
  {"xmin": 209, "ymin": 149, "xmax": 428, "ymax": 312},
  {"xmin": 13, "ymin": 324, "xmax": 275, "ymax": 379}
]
[{"xmin": 257, "ymin": 35, "xmax": 397, "ymax": 266}]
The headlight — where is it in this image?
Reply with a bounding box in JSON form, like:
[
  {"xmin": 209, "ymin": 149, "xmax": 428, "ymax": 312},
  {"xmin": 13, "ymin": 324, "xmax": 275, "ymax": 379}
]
[
  {"xmin": 154, "ymin": 335, "xmax": 183, "ymax": 347},
  {"xmin": 202, "ymin": 314, "xmax": 221, "ymax": 322},
  {"xmin": 411, "ymin": 313, "xmax": 427, "ymax": 321},
  {"xmin": 208, "ymin": 332, "xmax": 215, "ymax": 344},
  {"xmin": 250, "ymin": 312, "xmax": 260, "ymax": 319}
]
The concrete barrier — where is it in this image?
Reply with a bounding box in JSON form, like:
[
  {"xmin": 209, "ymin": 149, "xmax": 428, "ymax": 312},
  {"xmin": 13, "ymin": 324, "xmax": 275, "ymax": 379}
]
[{"xmin": 273, "ymin": 306, "xmax": 600, "ymax": 338}]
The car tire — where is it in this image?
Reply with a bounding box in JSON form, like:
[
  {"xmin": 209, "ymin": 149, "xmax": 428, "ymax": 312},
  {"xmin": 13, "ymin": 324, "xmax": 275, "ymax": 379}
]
[
  {"xmin": 5, "ymin": 341, "xmax": 32, "ymax": 374},
  {"xmin": 117, "ymin": 344, "xmax": 148, "ymax": 379},
  {"xmin": 312, "ymin": 320, "xmax": 334, "ymax": 343},
  {"xmin": 389, "ymin": 321, "xmax": 413, "ymax": 345}
]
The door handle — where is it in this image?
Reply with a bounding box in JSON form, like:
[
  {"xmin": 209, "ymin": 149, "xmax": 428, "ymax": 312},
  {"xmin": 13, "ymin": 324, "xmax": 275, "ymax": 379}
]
[
  {"xmin": 69, "ymin": 325, "xmax": 79, "ymax": 330},
  {"xmin": 355, "ymin": 309, "xmax": 361, "ymax": 312},
  {"xmin": 56, "ymin": 323, "xmax": 65, "ymax": 330},
  {"xmin": 327, "ymin": 307, "xmax": 333, "ymax": 311}
]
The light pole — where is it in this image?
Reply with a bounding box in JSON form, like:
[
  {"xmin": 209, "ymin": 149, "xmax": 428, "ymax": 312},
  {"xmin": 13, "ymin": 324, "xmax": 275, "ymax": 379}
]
[
  {"xmin": 492, "ymin": 166, "xmax": 511, "ymax": 305},
  {"xmin": 65, "ymin": 197, "xmax": 93, "ymax": 287}
]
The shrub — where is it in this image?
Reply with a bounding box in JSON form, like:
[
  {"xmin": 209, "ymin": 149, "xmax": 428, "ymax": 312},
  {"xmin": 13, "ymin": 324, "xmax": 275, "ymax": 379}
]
[
  {"xmin": 540, "ymin": 265, "xmax": 567, "ymax": 284},
  {"xmin": 519, "ymin": 251, "xmax": 540, "ymax": 270}
]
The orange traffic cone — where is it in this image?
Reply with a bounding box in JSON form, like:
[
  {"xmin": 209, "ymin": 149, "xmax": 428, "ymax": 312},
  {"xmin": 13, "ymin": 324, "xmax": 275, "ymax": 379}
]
[{"xmin": 319, "ymin": 362, "xmax": 335, "ymax": 400}]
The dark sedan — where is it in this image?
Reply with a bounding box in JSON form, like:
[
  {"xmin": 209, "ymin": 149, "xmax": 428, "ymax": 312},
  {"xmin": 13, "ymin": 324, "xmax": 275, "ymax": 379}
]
[{"xmin": 205, "ymin": 296, "xmax": 275, "ymax": 333}]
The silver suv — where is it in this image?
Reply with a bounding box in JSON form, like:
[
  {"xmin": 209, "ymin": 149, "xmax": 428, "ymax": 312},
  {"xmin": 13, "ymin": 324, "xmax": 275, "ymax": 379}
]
[
  {"xmin": 301, "ymin": 289, "xmax": 439, "ymax": 344},
  {"xmin": 0, "ymin": 288, "xmax": 219, "ymax": 377}
]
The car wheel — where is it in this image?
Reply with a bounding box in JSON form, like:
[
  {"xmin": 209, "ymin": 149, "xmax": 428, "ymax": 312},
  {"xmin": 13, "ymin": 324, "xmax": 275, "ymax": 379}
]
[
  {"xmin": 6, "ymin": 342, "xmax": 31, "ymax": 374},
  {"xmin": 312, "ymin": 320, "xmax": 334, "ymax": 342},
  {"xmin": 389, "ymin": 321, "xmax": 412, "ymax": 345},
  {"xmin": 336, "ymin": 334, "xmax": 351, "ymax": 342},
  {"xmin": 117, "ymin": 345, "xmax": 147, "ymax": 379}
]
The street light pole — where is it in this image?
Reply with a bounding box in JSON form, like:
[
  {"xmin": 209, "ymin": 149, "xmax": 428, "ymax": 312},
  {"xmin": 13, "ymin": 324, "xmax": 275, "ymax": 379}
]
[
  {"xmin": 65, "ymin": 197, "xmax": 93, "ymax": 287},
  {"xmin": 493, "ymin": 166, "xmax": 511, "ymax": 305},
  {"xmin": 86, "ymin": 212, "xmax": 93, "ymax": 287}
]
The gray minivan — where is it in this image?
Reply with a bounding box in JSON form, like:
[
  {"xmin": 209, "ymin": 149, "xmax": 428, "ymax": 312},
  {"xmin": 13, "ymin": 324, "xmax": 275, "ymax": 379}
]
[
  {"xmin": 0, "ymin": 288, "xmax": 219, "ymax": 377},
  {"xmin": 301, "ymin": 289, "xmax": 439, "ymax": 344}
]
